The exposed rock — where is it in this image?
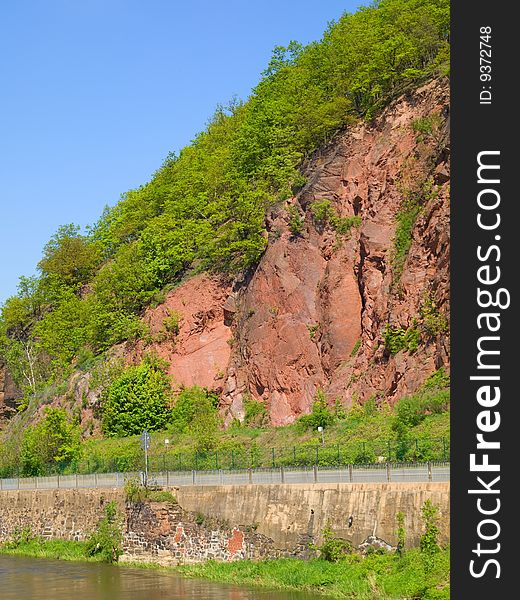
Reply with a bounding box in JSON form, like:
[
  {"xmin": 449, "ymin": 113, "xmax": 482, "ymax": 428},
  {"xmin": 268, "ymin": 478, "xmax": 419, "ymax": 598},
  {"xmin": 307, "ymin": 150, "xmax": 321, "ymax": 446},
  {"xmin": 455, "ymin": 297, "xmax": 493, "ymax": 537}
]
[
  {"xmin": 221, "ymin": 78, "xmax": 450, "ymax": 424},
  {"xmin": 128, "ymin": 273, "xmax": 233, "ymax": 392},
  {"xmin": 0, "ymin": 360, "xmax": 21, "ymax": 425}
]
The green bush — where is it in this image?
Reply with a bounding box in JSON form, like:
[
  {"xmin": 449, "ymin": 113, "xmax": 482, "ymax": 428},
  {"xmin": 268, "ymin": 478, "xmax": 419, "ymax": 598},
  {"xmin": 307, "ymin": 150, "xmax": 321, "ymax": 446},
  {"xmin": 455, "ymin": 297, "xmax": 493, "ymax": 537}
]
[
  {"xmin": 317, "ymin": 526, "xmax": 353, "ymax": 562},
  {"xmin": 20, "ymin": 407, "xmax": 81, "ymax": 476},
  {"xmin": 101, "ymin": 355, "xmax": 172, "ymax": 437},
  {"xmin": 383, "ymin": 323, "xmax": 421, "ymax": 354},
  {"xmin": 298, "ymin": 390, "xmax": 335, "ymax": 430},
  {"xmin": 243, "ymin": 396, "xmax": 269, "ymax": 427},
  {"xmin": 85, "ymin": 501, "xmax": 124, "ymax": 563},
  {"xmin": 286, "ymin": 205, "xmax": 304, "ymax": 236}
]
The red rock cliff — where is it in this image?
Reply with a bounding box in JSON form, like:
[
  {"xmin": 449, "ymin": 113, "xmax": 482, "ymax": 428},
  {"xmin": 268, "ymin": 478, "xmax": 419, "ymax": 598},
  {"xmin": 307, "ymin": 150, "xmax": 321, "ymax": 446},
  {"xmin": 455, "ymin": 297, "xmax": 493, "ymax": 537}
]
[{"xmin": 123, "ymin": 79, "xmax": 450, "ymax": 426}]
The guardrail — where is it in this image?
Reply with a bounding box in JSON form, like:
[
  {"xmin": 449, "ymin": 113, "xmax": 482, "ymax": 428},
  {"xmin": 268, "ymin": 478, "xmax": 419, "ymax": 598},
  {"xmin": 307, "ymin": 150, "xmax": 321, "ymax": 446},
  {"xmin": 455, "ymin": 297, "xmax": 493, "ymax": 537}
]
[{"xmin": 0, "ymin": 462, "xmax": 449, "ymax": 491}]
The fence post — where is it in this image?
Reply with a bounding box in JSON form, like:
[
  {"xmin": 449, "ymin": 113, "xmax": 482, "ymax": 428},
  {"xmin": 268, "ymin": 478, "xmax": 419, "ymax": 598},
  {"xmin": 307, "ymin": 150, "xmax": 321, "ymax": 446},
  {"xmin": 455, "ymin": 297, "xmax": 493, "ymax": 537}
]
[
  {"xmin": 386, "ymin": 462, "xmax": 391, "ymax": 482},
  {"xmin": 349, "ymin": 464, "xmax": 353, "ymax": 483},
  {"xmin": 248, "ymin": 468, "xmax": 253, "ymax": 484},
  {"xmin": 337, "ymin": 444, "xmax": 340, "ymax": 465},
  {"xmin": 57, "ymin": 474, "xmax": 60, "ymax": 489},
  {"xmin": 94, "ymin": 472, "xmax": 98, "ymax": 487},
  {"xmin": 166, "ymin": 470, "xmax": 170, "ymax": 486},
  {"xmin": 192, "ymin": 470, "xmax": 196, "ymax": 485},
  {"xmin": 428, "ymin": 461, "xmax": 432, "ymax": 481},
  {"xmin": 280, "ymin": 466, "xmax": 285, "ymax": 483},
  {"xmin": 271, "ymin": 448, "xmax": 276, "ymax": 468},
  {"xmin": 313, "ymin": 464, "xmax": 318, "ymax": 483}
]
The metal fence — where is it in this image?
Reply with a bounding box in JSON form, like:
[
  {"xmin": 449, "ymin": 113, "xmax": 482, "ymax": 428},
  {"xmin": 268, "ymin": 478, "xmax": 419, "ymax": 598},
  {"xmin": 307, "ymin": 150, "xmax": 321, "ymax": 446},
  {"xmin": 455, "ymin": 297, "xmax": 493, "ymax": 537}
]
[
  {"xmin": 0, "ymin": 437, "xmax": 449, "ymax": 479},
  {"xmin": 0, "ymin": 462, "xmax": 449, "ymax": 491}
]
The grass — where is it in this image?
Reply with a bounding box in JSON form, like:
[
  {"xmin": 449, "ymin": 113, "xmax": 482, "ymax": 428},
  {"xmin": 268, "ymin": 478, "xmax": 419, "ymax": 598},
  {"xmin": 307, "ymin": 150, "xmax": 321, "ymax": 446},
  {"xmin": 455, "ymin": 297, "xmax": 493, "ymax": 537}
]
[
  {"xmin": 0, "ymin": 539, "xmax": 450, "ymax": 599},
  {"xmin": 177, "ymin": 550, "xmax": 450, "ymax": 599},
  {"xmin": 0, "ymin": 538, "xmax": 98, "ymax": 562}
]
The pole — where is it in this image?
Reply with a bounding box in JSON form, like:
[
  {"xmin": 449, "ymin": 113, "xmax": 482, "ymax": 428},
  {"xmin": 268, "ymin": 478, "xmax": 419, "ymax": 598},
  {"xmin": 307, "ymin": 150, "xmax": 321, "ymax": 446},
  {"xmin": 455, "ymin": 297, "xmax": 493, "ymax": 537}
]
[{"xmin": 144, "ymin": 444, "xmax": 148, "ymax": 487}]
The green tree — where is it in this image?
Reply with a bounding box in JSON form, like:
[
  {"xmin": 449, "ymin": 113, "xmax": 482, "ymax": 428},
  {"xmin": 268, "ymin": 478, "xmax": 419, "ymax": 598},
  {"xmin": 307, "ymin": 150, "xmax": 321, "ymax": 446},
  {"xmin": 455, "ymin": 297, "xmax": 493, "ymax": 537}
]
[
  {"xmin": 38, "ymin": 224, "xmax": 102, "ymax": 288},
  {"xmin": 101, "ymin": 356, "xmax": 172, "ymax": 436},
  {"xmin": 20, "ymin": 407, "xmax": 81, "ymax": 475}
]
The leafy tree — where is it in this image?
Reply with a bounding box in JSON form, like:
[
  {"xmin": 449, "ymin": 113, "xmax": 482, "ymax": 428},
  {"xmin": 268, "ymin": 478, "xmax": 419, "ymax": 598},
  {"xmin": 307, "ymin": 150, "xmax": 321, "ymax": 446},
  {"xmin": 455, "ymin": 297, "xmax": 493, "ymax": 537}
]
[
  {"xmin": 101, "ymin": 356, "xmax": 172, "ymax": 436},
  {"xmin": 20, "ymin": 407, "xmax": 81, "ymax": 475},
  {"xmin": 38, "ymin": 224, "xmax": 102, "ymax": 288}
]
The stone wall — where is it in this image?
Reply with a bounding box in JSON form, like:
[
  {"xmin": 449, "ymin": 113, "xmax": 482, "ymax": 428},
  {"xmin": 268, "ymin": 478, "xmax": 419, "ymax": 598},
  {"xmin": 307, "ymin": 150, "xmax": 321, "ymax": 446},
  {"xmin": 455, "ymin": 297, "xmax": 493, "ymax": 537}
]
[{"xmin": 0, "ymin": 482, "xmax": 450, "ymax": 565}]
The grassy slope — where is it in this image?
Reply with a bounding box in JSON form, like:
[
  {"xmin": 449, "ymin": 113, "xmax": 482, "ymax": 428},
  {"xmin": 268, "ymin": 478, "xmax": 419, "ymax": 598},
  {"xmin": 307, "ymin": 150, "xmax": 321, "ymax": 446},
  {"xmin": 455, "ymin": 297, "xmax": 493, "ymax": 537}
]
[{"xmin": 74, "ymin": 410, "xmax": 449, "ymax": 473}]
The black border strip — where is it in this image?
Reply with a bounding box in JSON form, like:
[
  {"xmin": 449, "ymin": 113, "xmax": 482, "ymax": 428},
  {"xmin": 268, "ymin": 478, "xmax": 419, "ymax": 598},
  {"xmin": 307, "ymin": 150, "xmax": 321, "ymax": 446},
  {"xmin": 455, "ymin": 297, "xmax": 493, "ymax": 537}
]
[{"xmin": 451, "ymin": 1, "xmax": 514, "ymax": 596}]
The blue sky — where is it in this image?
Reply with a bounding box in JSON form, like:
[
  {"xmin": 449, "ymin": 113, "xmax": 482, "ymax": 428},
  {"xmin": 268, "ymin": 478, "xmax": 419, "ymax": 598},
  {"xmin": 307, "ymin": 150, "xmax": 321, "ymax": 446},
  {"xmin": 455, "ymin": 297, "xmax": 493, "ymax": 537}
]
[{"xmin": 0, "ymin": 1, "xmax": 363, "ymax": 305}]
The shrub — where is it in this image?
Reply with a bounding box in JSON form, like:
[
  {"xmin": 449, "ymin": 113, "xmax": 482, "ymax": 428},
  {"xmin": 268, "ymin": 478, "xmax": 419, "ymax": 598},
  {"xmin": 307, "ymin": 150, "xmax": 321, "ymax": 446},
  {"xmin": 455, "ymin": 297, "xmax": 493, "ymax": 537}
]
[
  {"xmin": 420, "ymin": 500, "xmax": 440, "ymax": 557},
  {"xmin": 243, "ymin": 396, "xmax": 269, "ymax": 427},
  {"xmin": 317, "ymin": 526, "xmax": 353, "ymax": 562},
  {"xmin": 85, "ymin": 501, "xmax": 124, "ymax": 563},
  {"xmin": 101, "ymin": 355, "xmax": 172, "ymax": 437},
  {"xmin": 310, "ymin": 199, "xmax": 334, "ymax": 227},
  {"xmin": 383, "ymin": 322, "xmax": 420, "ymax": 355},
  {"xmin": 20, "ymin": 407, "xmax": 81, "ymax": 476},
  {"xmin": 420, "ymin": 293, "xmax": 449, "ymax": 337},
  {"xmin": 396, "ymin": 512, "xmax": 406, "ymax": 555},
  {"xmin": 163, "ymin": 311, "xmax": 182, "ymax": 336},
  {"xmin": 171, "ymin": 386, "xmax": 219, "ymax": 432},
  {"xmin": 298, "ymin": 389, "xmax": 335, "ymax": 430},
  {"xmin": 287, "ymin": 205, "xmax": 304, "ymax": 236}
]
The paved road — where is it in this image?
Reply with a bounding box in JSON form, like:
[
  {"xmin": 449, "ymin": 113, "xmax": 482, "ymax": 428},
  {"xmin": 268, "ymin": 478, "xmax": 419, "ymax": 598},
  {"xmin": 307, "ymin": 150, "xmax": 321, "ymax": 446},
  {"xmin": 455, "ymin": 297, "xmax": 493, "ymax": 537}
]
[{"xmin": 0, "ymin": 463, "xmax": 449, "ymax": 491}]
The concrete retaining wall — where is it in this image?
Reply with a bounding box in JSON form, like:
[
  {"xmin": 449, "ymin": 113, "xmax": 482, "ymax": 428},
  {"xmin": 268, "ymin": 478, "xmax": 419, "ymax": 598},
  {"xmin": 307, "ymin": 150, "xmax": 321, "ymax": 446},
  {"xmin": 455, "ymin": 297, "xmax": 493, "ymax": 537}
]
[{"xmin": 0, "ymin": 482, "xmax": 449, "ymax": 564}]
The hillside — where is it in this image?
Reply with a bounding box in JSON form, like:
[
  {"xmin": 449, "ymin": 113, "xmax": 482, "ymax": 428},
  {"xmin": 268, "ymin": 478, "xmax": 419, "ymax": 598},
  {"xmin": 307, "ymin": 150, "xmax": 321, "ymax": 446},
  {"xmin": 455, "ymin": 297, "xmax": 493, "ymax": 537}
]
[{"xmin": 0, "ymin": 0, "xmax": 450, "ymax": 475}]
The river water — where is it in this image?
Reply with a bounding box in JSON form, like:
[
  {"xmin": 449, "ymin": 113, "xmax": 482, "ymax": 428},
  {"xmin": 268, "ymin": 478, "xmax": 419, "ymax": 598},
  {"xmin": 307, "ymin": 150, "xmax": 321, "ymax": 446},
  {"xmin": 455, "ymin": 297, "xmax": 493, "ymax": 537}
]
[{"xmin": 0, "ymin": 556, "xmax": 316, "ymax": 600}]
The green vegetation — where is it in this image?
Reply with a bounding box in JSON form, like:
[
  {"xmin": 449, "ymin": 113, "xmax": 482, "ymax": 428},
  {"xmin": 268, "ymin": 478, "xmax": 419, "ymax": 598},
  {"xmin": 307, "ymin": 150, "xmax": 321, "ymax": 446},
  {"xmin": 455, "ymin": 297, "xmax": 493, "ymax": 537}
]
[
  {"xmin": 286, "ymin": 204, "xmax": 304, "ymax": 236},
  {"xmin": 383, "ymin": 322, "xmax": 421, "ymax": 355},
  {"xmin": 101, "ymin": 355, "xmax": 172, "ymax": 437},
  {"xmin": 297, "ymin": 389, "xmax": 336, "ymax": 430},
  {"xmin": 85, "ymin": 501, "xmax": 124, "ymax": 563},
  {"xmin": 20, "ymin": 407, "xmax": 81, "ymax": 476},
  {"xmin": 177, "ymin": 548, "xmax": 449, "ymax": 599},
  {"xmin": 0, "ymin": 372, "xmax": 449, "ymax": 476},
  {"xmin": 124, "ymin": 477, "xmax": 177, "ymax": 504},
  {"xmin": 317, "ymin": 525, "xmax": 353, "ymax": 562},
  {"xmin": 0, "ymin": 537, "xmax": 92, "ymax": 562}
]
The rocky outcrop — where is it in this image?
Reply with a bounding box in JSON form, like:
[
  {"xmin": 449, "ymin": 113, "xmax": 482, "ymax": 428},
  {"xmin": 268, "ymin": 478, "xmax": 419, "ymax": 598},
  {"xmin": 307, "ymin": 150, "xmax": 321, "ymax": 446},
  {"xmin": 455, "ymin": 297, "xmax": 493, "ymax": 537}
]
[
  {"xmin": 221, "ymin": 79, "xmax": 450, "ymax": 424},
  {"xmin": 129, "ymin": 274, "xmax": 233, "ymax": 392},
  {"xmin": 0, "ymin": 361, "xmax": 20, "ymax": 425}
]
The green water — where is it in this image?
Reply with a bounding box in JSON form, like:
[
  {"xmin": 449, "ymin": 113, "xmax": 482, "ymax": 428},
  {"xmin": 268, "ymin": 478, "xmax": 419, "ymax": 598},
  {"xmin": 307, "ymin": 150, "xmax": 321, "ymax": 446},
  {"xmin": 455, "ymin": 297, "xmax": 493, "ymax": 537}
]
[{"xmin": 0, "ymin": 555, "xmax": 316, "ymax": 600}]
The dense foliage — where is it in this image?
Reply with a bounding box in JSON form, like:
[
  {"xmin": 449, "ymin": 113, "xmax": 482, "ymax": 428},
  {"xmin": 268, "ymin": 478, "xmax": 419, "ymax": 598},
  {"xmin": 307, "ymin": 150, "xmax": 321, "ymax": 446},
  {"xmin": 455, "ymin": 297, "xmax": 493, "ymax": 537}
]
[
  {"xmin": 0, "ymin": 0, "xmax": 450, "ymax": 396},
  {"xmin": 101, "ymin": 356, "xmax": 172, "ymax": 437},
  {"xmin": 20, "ymin": 407, "xmax": 81, "ymax": 476}
]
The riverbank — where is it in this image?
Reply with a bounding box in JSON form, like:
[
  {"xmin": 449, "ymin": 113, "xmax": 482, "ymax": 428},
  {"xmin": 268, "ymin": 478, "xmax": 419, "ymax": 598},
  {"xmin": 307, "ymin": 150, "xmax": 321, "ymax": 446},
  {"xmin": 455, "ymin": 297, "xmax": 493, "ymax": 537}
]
[{"xmin": 0, "ymin": 539, "xmax": 450, "ymax": 599}]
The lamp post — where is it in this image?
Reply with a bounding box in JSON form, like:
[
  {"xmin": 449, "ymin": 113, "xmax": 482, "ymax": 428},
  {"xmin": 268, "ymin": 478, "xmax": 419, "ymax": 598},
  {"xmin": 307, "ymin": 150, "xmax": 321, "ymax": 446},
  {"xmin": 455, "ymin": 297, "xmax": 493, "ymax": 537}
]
[
  {"xmin": 164, "ymin": 438, "xmax": 170, "ymax": 472},
  {"xmin": 318, "ymin": 426, "xmax": 325, "ymax": 447}
]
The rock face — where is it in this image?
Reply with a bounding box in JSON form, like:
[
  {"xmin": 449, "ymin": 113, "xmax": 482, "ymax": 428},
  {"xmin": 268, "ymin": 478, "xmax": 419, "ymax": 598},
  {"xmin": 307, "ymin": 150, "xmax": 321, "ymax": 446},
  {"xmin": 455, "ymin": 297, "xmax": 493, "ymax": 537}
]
[
  {"xmin": 129, "ymin": 274, "xmax": 233, "ymax": 392},
  {"xmin": 221, "ymin": 79, "xmax": 450, "ymax": 425},
  {"xmin": 116, "ymin": 79, "xmax": 449, "ymax": 426},
  {"xmin": 0, "ymin": 361, "xmax": 20, "ymax": 425}
]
